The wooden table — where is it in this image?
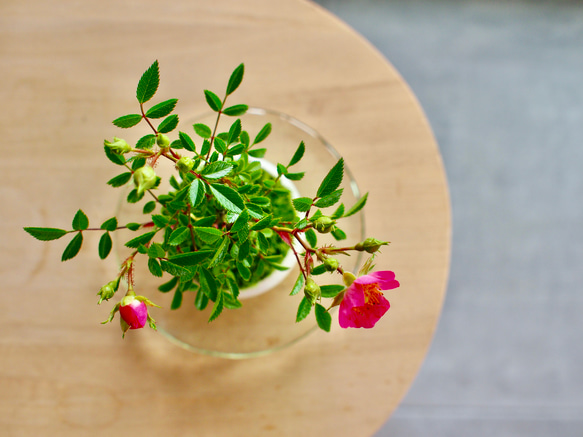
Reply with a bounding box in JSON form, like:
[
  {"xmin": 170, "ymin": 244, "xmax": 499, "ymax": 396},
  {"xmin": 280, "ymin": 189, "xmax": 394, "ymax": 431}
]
[{"xmin": 0, "ymin": 0, "xmax": 450, "ymax": 435}]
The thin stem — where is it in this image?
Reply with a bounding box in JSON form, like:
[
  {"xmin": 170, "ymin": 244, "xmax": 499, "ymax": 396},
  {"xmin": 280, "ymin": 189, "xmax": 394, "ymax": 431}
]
[{"xmin": 140, "ymin": 103, "xmax": 158, "ymax": 134}]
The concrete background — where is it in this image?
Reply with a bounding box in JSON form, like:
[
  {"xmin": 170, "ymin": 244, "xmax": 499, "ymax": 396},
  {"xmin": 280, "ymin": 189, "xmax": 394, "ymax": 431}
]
[{"xmin": 313, "ymin": 0, "xmax": 583, "ymax": 435}]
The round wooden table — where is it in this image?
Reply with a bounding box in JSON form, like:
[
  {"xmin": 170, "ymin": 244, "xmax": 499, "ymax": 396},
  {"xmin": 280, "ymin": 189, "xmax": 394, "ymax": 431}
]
[{"xmin": 0, "ymin": 0, "xmax": 450, "ymax": 435}]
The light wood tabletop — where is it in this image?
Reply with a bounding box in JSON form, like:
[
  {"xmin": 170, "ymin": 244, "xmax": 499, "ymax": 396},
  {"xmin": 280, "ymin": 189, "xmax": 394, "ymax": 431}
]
[{"xmin": 0, "ymin": 0, "xmax": 450, "ymax": 435}]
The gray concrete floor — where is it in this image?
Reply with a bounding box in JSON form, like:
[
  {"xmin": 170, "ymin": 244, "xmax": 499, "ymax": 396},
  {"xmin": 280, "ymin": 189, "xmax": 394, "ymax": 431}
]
[{"xmin": 313, "ymin": 0, "xmax": 583, "ymax": 435}]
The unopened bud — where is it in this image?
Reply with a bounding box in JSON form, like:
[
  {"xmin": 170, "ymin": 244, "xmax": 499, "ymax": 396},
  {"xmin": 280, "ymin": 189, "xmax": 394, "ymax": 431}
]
[
  {"xmin": 97, "ymin": 280, "xmax": 117, "ymax": 304},
  {"xmin": 323, "ymin": 257, "xmax": 339, "ymax": 272},
  {"xmin": 354, "ymin": 237, "xmax": 388, "ymax": 254},
  {"xmin": 133, "ymin": 165, "xmax": 157, "ymax": 196},
  {"xmin": 304, "ymin": 278, "xmax": 321, "ymax": 304},
  {"xmin": 156, "ymin": 133, "xmax": 170, "ymax": 148},
  {"xmin": 314, "ymin": 216, "xmax": 335, "ymax": 234},
  {"xmin": 176, "ymin": 156, "xmax": 194, "ymax": 173},
  {"xmin": 104, "ymin": 137, "xmax": 131, "ymax": 154}
]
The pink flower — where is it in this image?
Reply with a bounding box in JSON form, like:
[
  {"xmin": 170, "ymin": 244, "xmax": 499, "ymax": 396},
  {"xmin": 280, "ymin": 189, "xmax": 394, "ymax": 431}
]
[
  {"xmin": 338, "ymin": 271, "xmax": 400, "ymax": 329},
  {"xmin": 119, "ymin": 295, "xmax": 148, "ymax": 330}
]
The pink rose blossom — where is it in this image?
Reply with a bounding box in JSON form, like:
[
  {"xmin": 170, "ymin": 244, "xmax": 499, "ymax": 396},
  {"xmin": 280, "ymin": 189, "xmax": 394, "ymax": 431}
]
[
  {"xmin": 119, "ymin": 296, "xmax": 148, "ymax": 330},
  {"xmin": 338, "ymin": 270, "xmax": 400, "ymax": 329}
]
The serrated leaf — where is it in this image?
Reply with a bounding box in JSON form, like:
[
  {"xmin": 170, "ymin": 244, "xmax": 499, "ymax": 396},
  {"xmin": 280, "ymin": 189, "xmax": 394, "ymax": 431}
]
[
  {"xmin": 145, "ymin": 98, "xmax": 178, "ymax": 119},
  {"xmin": 160, "ymin": 260, "xmax": 192, "ymax": 277},
  {"xmin": 214, "ymin": 137, "xmax": 227, "ymax": 154},
  {"xmin": 331, "ymin": 228, "xmax": 347, "ymax": 241},
  {"xmin": 72, "ymin": 209, "xmax": 89, "ymax": 231},
  {"xmin": 136, "ymin": 134, "xmax": 156, "ymax": 149},
  {"xmin": 253, "ymin": 122, "xmax": 271, "ymax": 145},
  {"xmin": 188, "ymin": 179, "xmax": 205, "ymax": 208},
  {"xmin": 208, "ymin": 237, "xmax": 229, "ymax": 268},
  {"xmin": 148, "ymin": 257, "xmax": 163, "ymax": 277},
  {"xmin": 240, "ymin": 131, "xmax": 250, "ymax": 147},
  {"xmin": 320, "ymin": 284, "xmax": 345, "ymax": 298},
  {"xmin": 222, "ymin": 104, "xmax": 248, "ymax": 116},
  {"xmin": 148, "ymin": 243, "xmax": 166, "ymax": 259},
  {"xmin": 344, "ymin": 192, "xmax": 368, "ymax": 218},
  {"xmin": 112, "ymin": 114, "xmax": 142, "ymax": 128},
  {"xmin": 284, "ymin": 172, "xmax": 304, "ymax": 181},
  {"xmin": 168, "ymin": 226, "xmax": 190, "ymax": 246},
  {"xmin": 61, "ymin": 232, "xmax": 83, "ymax": 261},
  {"xmin": 305, "ymin": 228, "xmax": 317, "ymax": 247},
  {"xmin": 158, "ymin": 276, "xmax": 179, "ymax": 293},
  {"xmin": 104, "ymin": 146, "xmax": 126, "ymax": 165},
  {"xmin": 24, "ymin": 227, "xmax": 68, "ymax": 241},
  {"xmin": 290, "ymin": 273, "xmax": 305, "ymax": 296},
  {"xmin": 209, "ymin": 183, "xmax": 245, "ymax": 213},
  {"xmin": 331, "ymin": 203, "xmax": 345, "ymax": 219},
  {"xmin": 194, "ymin": 288, "xmax": 209, "ymax": 310},
  {"xmin": 296, "ymin": 296, "xmax": 312, "ymax": 322},
  {"xmin": 126, "ymin": 222, "xmax": 141, "ymax": 231},
  {"xmin": 250, "ymin": 214, "xmax": 272, "ymax": 231},
  {"xmin": 311, "ymin": 264, "xmax": 327, "ymax": 276},
  {"xmin": 208, "ymin": 290, "xmax": 224, "ymax": 322},
  {"xmin": 236, "ymin": 261, "xmax": 251, "ymax": 281},
  {"xmin": 204, "ymin": 90, "xmax": 223, "ymax": 112},
  {"xmin": 193, "ymin": 123, "xmax": 212, "ymax": 139},
  {"xmin": 314, "ymin": 188, "xmax": 344, "ymax": 208},
  {"xmin": 143, "ymin": 201, "xmax": 156, "ymax": 214},
  {"xmin": 288, "ymin": 141, "xmax": 305, "ymax": 167},
  {"xmin": 126, "ymin": 189, "xmax": 144, "ymax": 204},
  {"xmin": 136, "ymin": 60, "xmax": 160, "ymax": 104},
  {"xmin": 98, "ymin": 232, "xmax": 112, "ymax": 259},
  {"xmin": 292, "ymin": 197, "xmax": 313, "ymax": 212},
  {"xmin": 194, "ymin": 227, "xmax": 223, "ymax": 244},
  {"xmin": 151, "ymin": 214, "xmax": 169, "ymax": 228},
  {"xmin": 170, "ymin": 289, "xmax": 183, "ymax": 310},
  {"xmin": 157, "ymin": 114, "xmax": 179, "ymax": 133},
  {"xmin": 100, "ymin": 217, "xmax": 118, "ymax": 232},
  {"xmin": 276, "ymin": 163, "xmax": 287, "ymax": 176},
  {"xmin": 107, "ymin": 172, "xmax": 132, "ymax": 188},
  {"xmin": 317, "ymin": 158, "xmax": 344, "ymax": 198},
  {"xmin": 228, "ymin": 119, "xmax": 242, "ymax": 144},
  {"xmin": 257, "ymin": 231, "xmax": 269, "ymax": 252},
  {"xmin": 199, "ymin": 269, "xmax": 218, "ymax": 302},
  {"xmin": 247, "ymin": 148, "xmax": 266, "ymax": 158},
  {"xmin": 315, "ymin": 303, "xmax": 332, "ymax": 332},
  {"xmin": 125, "ymin": 231, "xmax": 156, "ymax": 248},
  {"xmin": 226, "ymin": 63, "xmax": 244, "ymax": 95},
  {"xmin": 178, "ymin": 131, "xmax": 196, "ymax": 152},
  {"xmin": 130, "ymin": 157, "xmax": 146, "ymax": 171},
  {"xmin": 168, "ymin": 250, "xmax": 214, "ymax": 266}
]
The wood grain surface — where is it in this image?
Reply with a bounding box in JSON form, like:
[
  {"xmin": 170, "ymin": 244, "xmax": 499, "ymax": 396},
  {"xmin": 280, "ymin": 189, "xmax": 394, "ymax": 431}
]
[{"xmin": 0, "ymin": 0, "xmax": 450, "ymax": 435}]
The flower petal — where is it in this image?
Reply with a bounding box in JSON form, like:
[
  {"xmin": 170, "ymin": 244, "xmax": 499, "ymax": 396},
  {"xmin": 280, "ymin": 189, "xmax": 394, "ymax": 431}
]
[{"xmin": 369, "ymin": 270, "xmax": 400, "ymax": 291}]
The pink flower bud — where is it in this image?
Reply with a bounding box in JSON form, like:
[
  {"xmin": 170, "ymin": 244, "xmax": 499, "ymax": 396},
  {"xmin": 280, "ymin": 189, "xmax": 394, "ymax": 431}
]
[{"xmin": 119, "ymin": 295, "xmax": 148, "ymax": 330}]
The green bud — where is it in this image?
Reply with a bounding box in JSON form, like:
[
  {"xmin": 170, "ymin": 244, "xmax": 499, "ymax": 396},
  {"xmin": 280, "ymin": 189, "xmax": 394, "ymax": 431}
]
[
  {"xmin": 97, "ymin": 280, "xmax": 117, "ymax": 304},
  {"xmin": 343, "ymin": 272, "xmax": 356, "ymax": 287},
  {"xmin": 304, "ymin": 278, "xmax": 321, "ymax": 304},
  {"xmin": 104, "ymin": 137, "xmax": 131, "ymax": 154},
  {"xmin": 354, "ymin": 237, "xmax": 389, "ymax": 254},
  {"xmin": 323, "ymin": 257, "xmax": 339, "ymax": 272},
  {"xmin": 176, "ymin": 156, "xmax": 194, "ymax": 173},
  {"xmin": 133, "ymin": 165, "xmax": 157, "ymax": 196},
  {"xmin": 157, "ymin": 133, "xmax": 170, "ymax": 148},
  {"xmin": 314, "ymin": 216, "xmax": 335, "ymax": 234}
]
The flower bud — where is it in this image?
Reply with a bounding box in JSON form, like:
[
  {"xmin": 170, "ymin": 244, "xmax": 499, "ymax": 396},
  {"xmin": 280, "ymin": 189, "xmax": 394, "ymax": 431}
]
[
  {"xmin": 323, "ymin": 257, "xmax": 339, "ymax": 272},
  {"xmin": 97, "ymin": 280, "xmax": 117, "ymax": 304},
  {"xmin": 133, "ymin": 165, "xmax": 157, "ymax": 196},
  {"xmin": 314, "ymin": 216, "xmax": 335, "ymax": 234},
  {"xmin": 119, "ymin": 295, "xmax": 148, "ymax": 332},
  {"xmin": 176, "ymin": 156, "xmax": 194, "ymax": 173},
  {"xmin": 156, "ymin": 133, "xmax": 170, "ymax": 148},
  {"xmin": 354, "ymin": 238, "xmax": 388, "ymax": 254},
  {"xmin": 304, "ymin": 278, "xmax": 321, "ymax": 304},
  {"xmin": 104, "ymin": 137, "xmax": 131, "ymax": 154}
]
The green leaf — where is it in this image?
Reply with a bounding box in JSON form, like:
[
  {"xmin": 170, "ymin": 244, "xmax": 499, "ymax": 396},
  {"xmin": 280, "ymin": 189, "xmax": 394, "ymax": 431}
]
[
  {"xmin": 222, "ymin": 104, "xmax": 248, "ymax": 116},
  {"xmin": 214, "ymin": 137, "xmax": 227, "ymax": 154},
  {"xmin": 253, "ymin": 122, "xmax": 271, "ymax": 145},
  {"xmin": 168, "ymin": 226, "xmax": 190, "ymax": 246},
  {"xmin": 104, "ymin": 146, "xmax": 126, "ymax": 165},
  {"xmin": 204, "ymin": 90, "xmax": 223, "ymax": 112},
  {"xmin": 136, "ymin": 60, "xmax": 160, "ymax": 104},
  {"xmin": 157, "ymin": 114, "xmax": 179, "ymax": 133},
  {"xmin": 276, "ymin": 163, "xmax": 287, "ymax": 176},
  {"xmin": 98, "ymin": 232, "xmax": 112, "ymax": 259},
  {"xmin": 126, "ymin": 189, "xmax": 144, "ymax": 204},
  {"xmin": 317, "ymin": 158, "xmax": 344, "ymax": 198},
  {"xmin": 61, "ymin": 232, "xmax": 83, "ymax": 261},
  {"xmin": 296, "ymin": 296, "xmax": 312, "ymax": 323},
  {"xmin": 136, "ymin": 134, "xmax": 156, "ymax": 149},
  {"xmin": 199, "ymin": 268, "xmax": 218, "ymax": 302},
  {"xmin": 331, "ymin": 203, "xmax": 345, "ymax": 219},
  {"xmin": 145, "ymin": 98, "xmax": 178, "ymax": 119},
  {"xmin": 226, "ymin": 277, "xmax": 240, "ymax": 299},
  {"xmin": 158, "ymin": 276, "xmax": 179, "ymax": 293},
  {"xmin": 201, "ymin": 161, "xmax": 233, "ymax": 179},
  {"xmin": 284, "ymin": 172, "xmax": 304, "ymax": 181},
  {"xmin": 331, "ymin": 228, "xmax": 347, "ymax": 241},
  {"xmin": 311, "ymin": 264, "xmax": 327, "ymax": 276},
  {"xmin": 148, "ymin": 257, "xmax": 163, "ymax": 277},
  {"xmin": 178, "ymin": 131, "xmax": 196, "ymax": 152},
  {"xmin": 160, "ymin": 260, "xmax": 192, "ymax": 277},
  {"xmin": 194, "ymin": 288, "xmax": 209, "ymax": 310},
  {"xmin": 236, "ymin": 261, "xmax": 251, "ymax": 281},
  {"xmin": 208, "ymin": 237, "xmax": 229, "ymax": 268},
  {"xmin": 250, "ymin": 214, "xmax": 272, "ymax": 231},
  {"xmin": 343, "ymin": 192, "xmax": 368, "ymax": 218},
  {"xmin": 188, "ymin": 179, "xmax": 205, "ymax": 208},
  {"xmin": 240, "ymin": 131, "xmax": 250, "ymax": 147},
  {"xmin": 126, "ymin": 222, "xmax": 141, "ymax": 231},
  {"xmin": 143, "ymin": 201, "xmax": 156, "ymax": 214},
  {"xmin": 292, "ymin": 197, "xmax": 313, "ymax": 212},
  {"xmin": 24, "ymin": 227, "xmax": 68, "ymax": 241},
  {"xmin": 320, "ymin": 284, "xmax": 345, "ymax": 298},
  {"xmin": 290, "ymin": 273, "xmax": 305, "ymax": 296},
  {"xmin": 125, "ymin": 231, "xmax": 156, "ymax": 248},
  {"xmin": 148, "ymin": 243, "xmax": 166, "ymax": 259},
  {"xmin": 247, "ymin": 148, "xmax": 266, "ymax": 158},
  {"xmin": 151, "ymin": 214, "xmax": 169, "ymax": 228},
  {"xmin": 314, "ymin": 189, "xmax": 344, "ymax": 208},
  {"xmin": 231, "ymin": 210, "xmax": 249, "ymax": 234},
  {"xmin": 226, "ymin": 63, "xmax": 244, "ymax": 95},
  {"xmin": 170, "ymin": 290, "xmax": 183, "ymax": 310},
  {"xmin": 130, "ymin": 157, "xmax": 146, "ymax": 171},
  {"xmin": 193, "ymin": 123, "xmax": 212, "ymax": 139},
  {"xmin": 228, "ymin": 119, "xmax": 242, "ymax": 144},
  {"xmin": 168, "ymin": 250, "xmax": 214, "ymax": 266},
  {"xmin": 315, "ymin": 303, "xmax": 332, "ymax": 332},
  {"xmin": 100, "ymin": 217, "xmax": 118, "ymax": 232},
  {"xmin": 194, "ymin": 227, "xmax": 223, "ymax": 244},
  {"xmin": 107, "ymin": 172, "xmax": 132, "ymax": 188},
  {"xmin": 208, "ymin": 290, "xmax": 224, "ymax": 322},
  {"xmin": 72, "ymin": 209, "xmax": 89, "ymax": 231},
  {"xmin": 209, "ymin": 183, "xmax": 245, "ymax": 213},
  {"xmin": 257, "ymin": 231, "xmax": 269, "ymax": 252},
  {"xmin": 112, "ymin": 114, "xmax": 142, "ymax": 129},
  {"xmin": 288, "ymin": 141, "xmax": 305, "ymax": 167},
  {"xmin": 305, "ymin": 228, "xmax": 317, "ymax": 247}
]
